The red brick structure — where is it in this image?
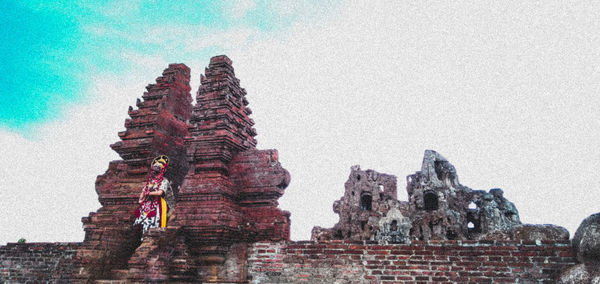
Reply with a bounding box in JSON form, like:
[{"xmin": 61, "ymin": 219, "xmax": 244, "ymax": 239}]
[
  {"xmin": 71, "ymin": 62, "xmax": 194, "ymax": 282},
  {"xmin": 70, "ymin": 55, "xmax": 290, "ymax": 282},
  {"xmin": 176, "ymin": 55, "xmax": 290, "ymax": 281},
  {"xmin": 0, "ymin": 243, "xmax": 79, "ymax": 283},
  {"xmin": 0, "ymin": 55, "xmax": 590, "ymax": 283},
  {"xmin": 247, "ymin": 240, "xmax": 577, "ymax": 283},
  {"xmin": 0, "ymin": 239, "xmax": 580, "ymax": 283}
]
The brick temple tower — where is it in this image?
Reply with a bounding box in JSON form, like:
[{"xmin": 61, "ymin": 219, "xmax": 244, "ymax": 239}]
[
  {"xmin": 73, "ymin": 56, "xmax": 290, "ymax": 282},
  {"xmin": 178, "ymin": 55, "xmax": 291, "ymax": 281},
  {"xmin": 72, "ymin": 63, "xmax": 193, "ymax": 281}
]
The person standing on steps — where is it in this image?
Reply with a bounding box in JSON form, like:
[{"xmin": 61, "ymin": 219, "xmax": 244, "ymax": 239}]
[{"xmin": 133, "ymin": 155, "xmax": 175, "ymax": 235}]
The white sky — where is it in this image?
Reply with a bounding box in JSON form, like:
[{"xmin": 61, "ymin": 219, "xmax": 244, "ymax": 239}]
[{"xmin": 1, "ymin": 1, "xmax": 599, "ymax": 244}]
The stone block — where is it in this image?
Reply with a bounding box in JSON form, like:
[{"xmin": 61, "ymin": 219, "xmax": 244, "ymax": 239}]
[
  {"xmin": 511, "ymin": 224, "xmax": 570, "ymax": 242},
  {"xmin": 573, "ymin": 212, "xmax": 600, "ymax": 264}
]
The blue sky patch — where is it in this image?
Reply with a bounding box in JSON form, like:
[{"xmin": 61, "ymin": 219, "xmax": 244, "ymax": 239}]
[
  {"xmin": 0, "ymin": 1, "xmax": 83, "ymax": 130},
  {"xmin": 0, "ymin": 0, "xmax": 340, "ymax": 133}
]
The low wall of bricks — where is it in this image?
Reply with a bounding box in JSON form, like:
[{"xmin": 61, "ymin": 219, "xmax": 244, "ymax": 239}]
[
  {"xmin": 0, "ymin": 240, "xmax": 579, "ymax": 283},
  {"xmin": 0, "ymin": 242, "xmax": 80, "ymax": 283},
  {"xmin": 247, "ymin": 240, "xmax": 578, "ymax": 283}
]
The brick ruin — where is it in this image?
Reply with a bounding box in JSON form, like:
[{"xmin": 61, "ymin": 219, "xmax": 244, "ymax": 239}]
[
  {"xmin": 1, "ymin": 55, "xmax": 599, "ymax": 283},
  {"xmin": 71, "ymin": 55, "xmax": 291, "ymax": 282},
  {"xmin": 311, "ymin": 150, "xmax": 562, "ymax": 245}
]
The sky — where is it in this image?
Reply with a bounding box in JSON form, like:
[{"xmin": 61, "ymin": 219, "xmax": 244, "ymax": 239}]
[{"xmin": 1, "ymin": 0, "xmax": 599, "ymax": 245}]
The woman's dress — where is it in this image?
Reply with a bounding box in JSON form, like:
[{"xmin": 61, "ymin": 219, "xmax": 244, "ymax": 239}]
[{"xmin": 133, "ymin": 177, "xmax": 171, "ymax": 234}]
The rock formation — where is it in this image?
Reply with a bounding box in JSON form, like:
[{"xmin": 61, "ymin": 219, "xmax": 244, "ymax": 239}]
[{"xmin": 73, "ymin": 56, "xmax": 290, "ymax": 282}]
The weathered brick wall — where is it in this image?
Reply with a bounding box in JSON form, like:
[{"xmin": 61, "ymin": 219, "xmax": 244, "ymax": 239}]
[
  {"xmin": 247, "ymin": 240, "xmax": 577, "ymax": 283},
  {"xmin": 0, "ymin": 242, "xmax": 80, "ymax": 283}
]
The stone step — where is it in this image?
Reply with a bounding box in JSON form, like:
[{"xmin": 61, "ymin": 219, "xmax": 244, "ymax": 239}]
[
  {"xmin": 110, "ymin": 269, "xmax": 130, "ymax": 279},
  {"xmin": 94, "ymin": 280, "xmax": 128, "ymax": 284},
  {"xmin": 200, "ymin": 280, "xmax": 249, "ymax": 284}
]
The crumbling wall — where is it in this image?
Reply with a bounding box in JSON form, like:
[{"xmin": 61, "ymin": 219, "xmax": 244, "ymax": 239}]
[
  {"xmin": 311, "ymin": 166, "xmax": 411, "ymax": 243},
  {"xmin": 248, "ymin": 240, "xmax": 577, "ymax": 283},
  {"xmin": 313, "ymin": 150, "xmax": 559, "ymax": 244},
  {"xmin": 406, "ymin": 150, "xmax": 523, "ymax": 241},
  {"xmin": 0, "ymin": 242, "xmax": 80, "ymax": 283}
]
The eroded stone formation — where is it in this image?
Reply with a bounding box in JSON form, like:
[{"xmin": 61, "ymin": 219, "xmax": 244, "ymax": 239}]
[
  {"xmin": 73, "ymin": 56, "xmax": 290, "ymax": 282},
  {"xmin": 312, "ymin": 150, "xmax": 570, "ymax": 244}
]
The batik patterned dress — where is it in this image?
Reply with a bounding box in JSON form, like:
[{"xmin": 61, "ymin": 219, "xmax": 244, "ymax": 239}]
[{"xmin": 133, "ymin": 177, "xmax": 171, "ymax": 234}]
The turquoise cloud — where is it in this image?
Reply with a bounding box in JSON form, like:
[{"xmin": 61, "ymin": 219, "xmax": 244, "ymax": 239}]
[{"xmin": 0, "ymin": 0, "xmax": 339, "ymax": 133}]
